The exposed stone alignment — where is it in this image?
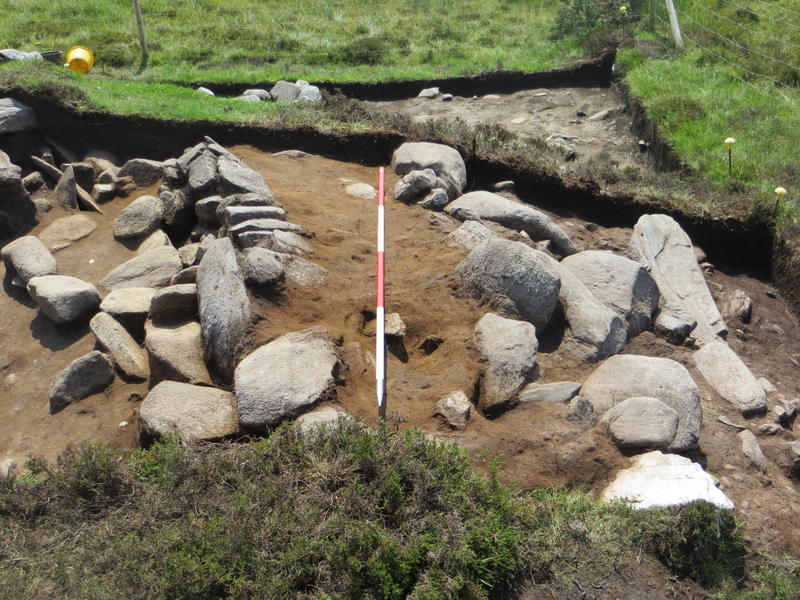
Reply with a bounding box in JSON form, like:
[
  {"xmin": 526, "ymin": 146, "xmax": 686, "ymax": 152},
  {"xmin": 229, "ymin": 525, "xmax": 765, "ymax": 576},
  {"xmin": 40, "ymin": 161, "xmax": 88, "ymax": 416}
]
[{"xmin": 0, "ymin": 118, "xmax": 789, "ymax": 519}]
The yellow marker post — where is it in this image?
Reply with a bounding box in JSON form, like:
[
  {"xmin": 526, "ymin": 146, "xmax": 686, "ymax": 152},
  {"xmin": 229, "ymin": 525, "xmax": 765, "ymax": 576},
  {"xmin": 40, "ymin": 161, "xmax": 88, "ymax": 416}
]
[
  {"xmin": 774, "ymin": 186, "xmax": 787, "ymax": 216},
  {"xmin": 64, "ymin": 46, "xmax": 94, "ymax": 74},
  {"xmin": 725, "ymin": 137, "xmax": 736, "ymax": 176}
]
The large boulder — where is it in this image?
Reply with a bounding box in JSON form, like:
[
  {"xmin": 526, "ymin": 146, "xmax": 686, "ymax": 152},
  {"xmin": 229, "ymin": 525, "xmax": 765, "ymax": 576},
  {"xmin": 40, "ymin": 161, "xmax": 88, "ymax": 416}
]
[
  {"xmin": 602, "ymin": 451, "xmax": 734, "ymax": 510},
  {"xmin": 89, "ymin": 312, "xmax": 149, "ymax": 380},
  {"xmin": 1, "ymin": 235, "xmax": 57, "ymax": 284},
  {"xmin": 49, "ymin": 351, "xmax": 114, "ymax": 413},
  {"xmin": 628, "ymin": 214, "xmax": 726, "ymax": 344},
  {"xmin": 113, "ymin": 195, "xmax": 164, "ymax": 239},
  {"xmin": 445, "ymin": 191, "xmax": 578, "ymax": 256},
  {"xmin": 474, "ymin": 313, "xmax": 538, "ymax": 414},
  {"xmin": 391, "ymin": 142, "xmax": 467, "ymax": 200},
  {"xmin": 139, "ymin": 381, "xmax": 238, "ymax": 441},
  {"xmin": 117, "ymin": 158, "xmax": 164, "ymax": 187},
  {"xmin": 197, "ymin": 237, "xmax": 251, "ymax": 383},
  {"xmin": 546, "ymin": 258, "xmax": 627, "ymax": 362},
  {"xmin": 0, "ymin": 97, "xmax": 38, "ymax": 133},
  {"xmin": 580, "ymin": 354, "xmax": 701, "ymax": 451},
  {"xmin": 99, "ymin": 246, "xmax": 182, "ymax": 290},
  {"xmin": 27, "ymin": 275, "xmax": 99, "ymax": 324},
  {"xmin": 561, "ymin": 250, "xmax": 659, "ymax": 338},
  {"xmin": 454, "ymin": 238, "xmax": 560, "ymax": 331},
  {"xmin": 235, "ymin": 327, "xmax": 340, "ymax": 430},
  {"xmin": 599, "ymin": 397, "xmax": 679, "ymax": 451},
  {"xmin": 144, "ymin": 320, "xmax": 212, "ymax": 386},
  {"xmin": 693, "ymin": 341, "xmax": 767, "ymax": 416}
]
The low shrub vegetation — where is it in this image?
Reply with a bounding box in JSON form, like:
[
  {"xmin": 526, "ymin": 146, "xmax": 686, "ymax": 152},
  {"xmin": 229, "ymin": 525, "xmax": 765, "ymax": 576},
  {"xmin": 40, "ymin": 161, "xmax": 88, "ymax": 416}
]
[{"xmin": 1, "ymin": 422, "xmax": 797, "ymax": 599}]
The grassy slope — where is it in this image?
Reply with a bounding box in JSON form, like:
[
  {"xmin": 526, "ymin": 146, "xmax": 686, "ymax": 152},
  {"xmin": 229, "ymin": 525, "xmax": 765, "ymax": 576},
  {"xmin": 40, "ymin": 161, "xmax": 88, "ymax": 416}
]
[
  {"xmin": 1, "ymin": 423, "xmax": 795, "ymax": 600},
  {"xmin": 618, "ymin": 0, "xmax": 800, "ymax": 221},
  {"xmin": 0, "ymin": 0, "xmax": 580, "ymax": 83}
]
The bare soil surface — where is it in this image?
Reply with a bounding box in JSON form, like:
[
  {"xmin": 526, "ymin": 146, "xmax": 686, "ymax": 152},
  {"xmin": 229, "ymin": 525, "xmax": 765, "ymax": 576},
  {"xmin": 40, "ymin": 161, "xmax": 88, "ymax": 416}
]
[
  {"xmin": 372, "ymin": 85, "xmax": 651, "ymax": 176},
  {"xmin": 2, "ymin": 144, "xmax": 799, "ymax": 566}
]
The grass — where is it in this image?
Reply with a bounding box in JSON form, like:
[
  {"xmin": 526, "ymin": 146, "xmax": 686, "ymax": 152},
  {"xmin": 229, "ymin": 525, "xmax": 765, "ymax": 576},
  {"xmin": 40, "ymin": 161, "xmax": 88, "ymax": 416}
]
[
  {"xmin": 0, "ymin": 0, "xmax": 581, "ymax": 83},
  {"xmin": 2, "ymin": 422, "xmax": 796, "ymax": 599},
  {"xmin": 608, "ymin": 0, "xmax": 800, "ymax": 223}
]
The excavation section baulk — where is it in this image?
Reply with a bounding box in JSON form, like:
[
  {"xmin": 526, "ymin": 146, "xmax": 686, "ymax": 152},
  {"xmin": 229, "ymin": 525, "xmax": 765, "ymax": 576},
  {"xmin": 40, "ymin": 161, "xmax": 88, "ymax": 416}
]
[{"xmin": 1, "ymin": 138, "xmax": 800, "ymax": 559}]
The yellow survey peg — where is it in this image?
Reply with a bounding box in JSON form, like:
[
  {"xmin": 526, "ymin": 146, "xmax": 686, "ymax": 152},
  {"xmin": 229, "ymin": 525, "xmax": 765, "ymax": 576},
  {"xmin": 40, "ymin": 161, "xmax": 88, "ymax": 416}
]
[{"xmin": 64, "ymin": 46, "xmax": 95, "ymax": 74}]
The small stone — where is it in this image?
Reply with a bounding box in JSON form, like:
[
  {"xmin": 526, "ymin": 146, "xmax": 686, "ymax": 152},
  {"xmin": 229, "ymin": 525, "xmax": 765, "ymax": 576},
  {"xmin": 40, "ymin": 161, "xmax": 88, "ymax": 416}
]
[
  {"xmin": 119, "ymin": 421, "xmax": 129, "ymax": 428},
  {"xmin": 118, "ymin": 158, "xmax": 164, "ymax": 187},
  {"xmin": 49, "ymin": 351, "xmax": 114, "ymax": 413},
  {"xmin": 113, "ymin": 195, "xmax": 164, "ymax": 239},
  {"xmin": 758, "ymin": 423, "xmax": 781, "ymax": 435},
  {"xmin": 566, "ymin": 397, "xmax": 595, "ymax": 425},
  {"xmin": 149, "ymin": 284, "xmax": 198, "ymax": 322},
  {"xmin": 197, "ymin": 87, "xmax": 215, "ymax": 96},
  {"xmin": 418, "ymin": 87, "xmax": 440, "ymax": 99},
  {"xmin": 242, "ymin": 88, "xmax": 270, "ymax": 100},
  {"xmin": 441, "ymin": 94, "xmax": 454, "ymax": 102},
  {"xmin": 385, "ymin": 313, "xmax": 406, "ymax": 337},
  {"xmin": 435, "ymin": 391, "xmax": 471, "ymax": 430},
  {"xmin": 717, "ymin": 415, "xmax": 747, "ymax": 431},
  {"xmin": 739, "ymin": 430, "xmax": 768, "ymax": 473},
  {"xmin": 758, "ymin": 377, "xmax": 777, "ymax": 395},
  {"xmin": 722, "ymin": 289, "xmax": 752, "ymax": 323},
  {"xmin": 344, "ymin": 182, "xmax": 377, "ymax": 200},
  {"xmin": 296, "ymin": 406, "xmax": 354, "ymax": 434},
  {"xmin": 418, "ymin": 188, "xmax": 449, "ymax": 210},
  {"xmin": 492, "ymin": 181, "xmax": 515, "ymax": 192},
  {"xmin": 235, "ymin": 94, "xmax": 261, "ymax": 103},
  {"xmin": 518, "ymin": 381, "xmax": 581, "ymax": 404},
  {"xmin": 54, "ymin": 165, "xmax": 78, "ymax": 209}
]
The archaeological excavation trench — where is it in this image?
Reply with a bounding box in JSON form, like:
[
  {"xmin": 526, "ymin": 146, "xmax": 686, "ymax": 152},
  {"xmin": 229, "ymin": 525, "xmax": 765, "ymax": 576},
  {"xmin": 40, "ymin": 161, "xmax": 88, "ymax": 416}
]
[{"xmin": 1, "ymin": 81, "xmax": 799, "ymax": 559}]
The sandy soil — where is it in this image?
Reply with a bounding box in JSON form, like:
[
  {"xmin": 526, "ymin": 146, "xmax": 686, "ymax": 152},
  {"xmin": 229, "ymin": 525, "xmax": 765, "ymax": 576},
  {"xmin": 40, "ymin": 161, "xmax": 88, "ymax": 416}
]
[
  {"xmin": 1, "ymin": 144, "xmax": 799, "ymax": 559},
  {"xmin": 372, "ymin": 86, "xmax": 650, "ymax": 174}
]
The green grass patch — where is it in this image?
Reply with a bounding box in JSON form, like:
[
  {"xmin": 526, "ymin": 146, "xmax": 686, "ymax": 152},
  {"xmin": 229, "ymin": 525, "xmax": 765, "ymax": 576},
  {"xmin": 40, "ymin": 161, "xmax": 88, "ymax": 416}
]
[
  {"xmin": 1, "ymin": 423, "xmax": 797, "ymax": 599},
  {"xmin": 0, "ymin": 0, "xmax": 582, "ymax": 83}
]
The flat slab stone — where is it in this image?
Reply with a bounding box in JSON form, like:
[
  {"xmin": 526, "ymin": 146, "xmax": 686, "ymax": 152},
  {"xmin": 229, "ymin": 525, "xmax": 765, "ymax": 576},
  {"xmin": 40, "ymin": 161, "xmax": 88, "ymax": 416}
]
[
  {"xmin": 474, "ymin": 313, "xmax": 538, "ymax": 414},
  {"xmin": 518, "ymin": 381, "xmax": 581, "ymax": 404},
  {"xmin": 100, "ymin": 287, "xmax": 156, "ymax": 319},
  {"xmin": 90, "ymin": 312, "xmax": 149, "ymax": 380},
  {"xmin": 446, "ymin": 220, "xmax": 496, "ymax": 251},
  {"xmin": 149, "ymin": 284, "xmax": 198, "ymax": 322},
  {"xmin": 140, "ymin": 381, "xmax": 238, "ymax": 441},
  {"xmin": 99, "ymin": 246, "xmax": 182, "ymax": 290},
  {"xmin": 602, "ymin": 451, "xmax": 734, "ymax": 510},
  {"xmin": 628, "ymin": 214, "xmax": 726, "ymax": 344},
  {"xmin": 600, "ymin": 397, "xmax": 679, "ymax": 451},
  {"xmin": 235, "ymin": 327, "xmax": 339, "ymax": 430},
  {"xmin": 693, "ymin": 341, "xmax": 767, "ymax": 416},
  {"xmin": 39, "ymin": 214, "xmax": 97, "ymax": 251}
]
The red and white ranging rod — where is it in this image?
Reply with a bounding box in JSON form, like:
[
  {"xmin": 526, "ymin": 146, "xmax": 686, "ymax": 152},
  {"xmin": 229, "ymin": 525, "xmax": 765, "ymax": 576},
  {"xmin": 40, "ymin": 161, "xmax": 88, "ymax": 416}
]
[{"xmin": 376, "ymin": 167, "xmax": 387, "ymax": 421}]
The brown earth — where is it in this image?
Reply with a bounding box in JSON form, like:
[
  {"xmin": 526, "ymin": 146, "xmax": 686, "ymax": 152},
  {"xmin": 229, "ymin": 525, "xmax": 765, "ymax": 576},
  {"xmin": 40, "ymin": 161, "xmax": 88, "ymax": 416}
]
[
  {"xmin": 1, "ymin": 144, "xmax": 799, "ymax": 569},
  {"xmin": 372, "ymin": 85, "xmax": 652, "ymax": 177}
]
